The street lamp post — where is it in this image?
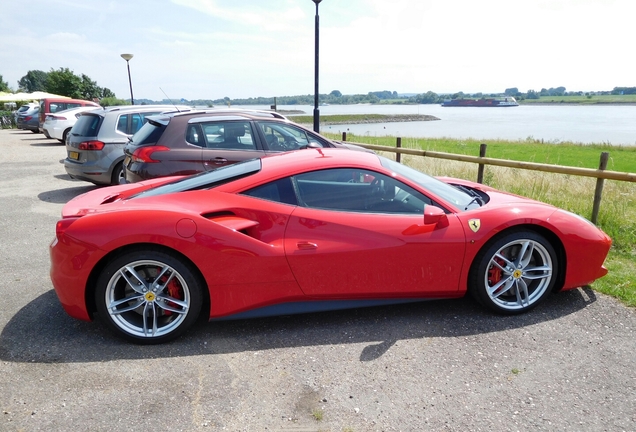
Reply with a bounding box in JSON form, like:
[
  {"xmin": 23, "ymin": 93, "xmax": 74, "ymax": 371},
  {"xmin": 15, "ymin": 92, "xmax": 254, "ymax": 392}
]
[
  {"xmin": 120, "ymin": 53, "xmax": 135, "ymax": 105},
  {"xmin": 312, "ymin": 0, "xmax": 322, "ymax": 133}
]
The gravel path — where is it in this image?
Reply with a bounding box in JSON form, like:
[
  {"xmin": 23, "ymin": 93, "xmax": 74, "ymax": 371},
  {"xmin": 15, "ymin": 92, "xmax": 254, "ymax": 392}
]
[{"xmin": 0, "ymin": 129, "xmax": 634, "ymax": 431}]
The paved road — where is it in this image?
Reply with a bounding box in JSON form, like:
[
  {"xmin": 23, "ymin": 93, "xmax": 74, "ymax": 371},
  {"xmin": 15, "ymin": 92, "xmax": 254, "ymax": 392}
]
[{"xmin": 0, "ymin": 129, "xmax": 634, "ymax": 431}]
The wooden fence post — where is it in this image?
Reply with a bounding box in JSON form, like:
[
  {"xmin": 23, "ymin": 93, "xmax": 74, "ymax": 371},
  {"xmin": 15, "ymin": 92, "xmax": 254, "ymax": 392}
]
[
  {"xmin": 396, "ymin": 137, "xmax": 402, "ymax": 163},
  {"xmin": 342, "ymin": 132, "xmax": 347, "ymax": 141},
  {"xmin": 591, "ymin": 152, "xmax": 609, "ymax": 225},
  {"xmin": 477, "ymin": 143, "xmax": 487, "ymax": 184}
]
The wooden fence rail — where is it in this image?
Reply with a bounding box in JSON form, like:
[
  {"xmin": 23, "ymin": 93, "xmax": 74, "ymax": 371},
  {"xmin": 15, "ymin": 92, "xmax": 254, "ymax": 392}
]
[{"xmin": 340, "ymin": 133, "xmax": 636, "ymax": 224}]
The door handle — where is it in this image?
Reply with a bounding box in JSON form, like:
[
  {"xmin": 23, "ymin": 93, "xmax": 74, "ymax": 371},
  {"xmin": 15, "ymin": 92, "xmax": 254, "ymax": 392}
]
[
  {"xmin": 208, "ymin": 157, "xmax": 228, "ymax": 165},
  {"xmin": 297, "ymin": 241, "xmax": 318, "ymax": 250}
]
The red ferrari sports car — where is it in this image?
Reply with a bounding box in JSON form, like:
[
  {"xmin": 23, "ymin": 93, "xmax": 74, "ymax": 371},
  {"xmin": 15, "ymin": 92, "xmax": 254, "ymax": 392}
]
[{"xmin": 50, "ymin": 148, "xmax": 611, "ymax": 343}]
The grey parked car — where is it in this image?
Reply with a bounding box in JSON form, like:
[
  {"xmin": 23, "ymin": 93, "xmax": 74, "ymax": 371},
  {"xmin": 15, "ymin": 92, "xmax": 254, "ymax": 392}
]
[{"xmin": 64, "ymin": 105, "xmax": 191, "ymax": 185}]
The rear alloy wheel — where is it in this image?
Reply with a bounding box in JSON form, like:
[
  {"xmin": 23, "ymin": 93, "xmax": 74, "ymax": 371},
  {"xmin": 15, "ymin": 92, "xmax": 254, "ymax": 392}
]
[
  {"xmin": 95, "ymin": 250, "xmax": 203, "ymax": 344},
  {"xmin": 60, "ymin": 128, "xmax": 71, "ymax": 144},
  {"xmin": 470, "ymin": 231, "xmax": 557, "ymax": 314},
  {"xmin": 111, "ymin": 162, "xmax": 124, "ymax": 185}
]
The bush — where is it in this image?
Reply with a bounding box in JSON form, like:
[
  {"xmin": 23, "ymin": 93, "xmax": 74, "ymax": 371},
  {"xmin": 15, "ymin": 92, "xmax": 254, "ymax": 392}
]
[{"xmin": 0, "ymin": 110, "xmax": 16, "ymax": 129}]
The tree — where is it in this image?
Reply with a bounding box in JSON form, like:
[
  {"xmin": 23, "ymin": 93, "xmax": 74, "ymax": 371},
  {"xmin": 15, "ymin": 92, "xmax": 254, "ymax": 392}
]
[
  {"xmin": 0, "ymin": 74, "xmax": 10, "ymax": 92},
  {"xmin": 46, "ymin": 68, "xmax": 82, "ymax": 98},
  {"xmin": 504, "ymin": 87, "xmax": 519, "ymax": 96},
  {"xmin": 18, "ymin": 70, "xmax": 49, "ymax": 92},
  {"xmin": 78, "ymin": 74, "xmax": 102, "ymax": 100},
  {"xmin": 101, "ymin": 88, "xmax": 116, "ymax": 98},
  {"xmin": 329, "ymin": 90, "xmax": 342, "ymax": 97},
  {"xmin": 526, "ymin": 90, "xmax": 540, "ymax": 99},
  {"xmin": 412, "ymin": 91, "xmax": 439, "ymax": 104}
]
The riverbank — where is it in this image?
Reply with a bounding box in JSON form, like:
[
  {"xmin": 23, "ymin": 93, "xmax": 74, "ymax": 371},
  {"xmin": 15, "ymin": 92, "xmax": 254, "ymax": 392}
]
[{"xmin": 290, "ymin": 113, "xmax": 440, "ymax": 125}]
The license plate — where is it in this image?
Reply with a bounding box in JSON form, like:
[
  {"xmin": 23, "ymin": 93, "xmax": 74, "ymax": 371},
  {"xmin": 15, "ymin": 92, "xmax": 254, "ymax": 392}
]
[{"xmin": 69, "ymin": 151, "xmax": 79, "ymax": 160}]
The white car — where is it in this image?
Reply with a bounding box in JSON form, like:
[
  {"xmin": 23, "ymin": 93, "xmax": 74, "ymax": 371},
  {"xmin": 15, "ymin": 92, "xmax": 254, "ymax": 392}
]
[{"xmin": 42, "ymin": 106, "xmax": 100, "ymax": 143}]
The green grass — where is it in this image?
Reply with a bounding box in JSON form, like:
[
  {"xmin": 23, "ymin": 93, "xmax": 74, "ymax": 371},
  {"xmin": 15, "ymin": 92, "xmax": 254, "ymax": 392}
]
[
  {"xmin": 324, "ymin": 133, "xmax": 636, "ymax": 172},
  {"xmin": 323, "ymin": 132, "xmax": 636, "ymax": 307},
  {"xmin": 521, "ymin": 94, "xmax": 636, "ymax": 104}
]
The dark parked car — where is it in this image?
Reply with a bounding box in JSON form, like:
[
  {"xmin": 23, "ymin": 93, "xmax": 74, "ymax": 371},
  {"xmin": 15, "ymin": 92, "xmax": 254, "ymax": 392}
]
[
  {"xmin": 16, "ymin": 104, "xmax": 40, "ymax": 133},
  {"xmin": 123, "ymin": 109, "xmax": 364, "ymax": 183}
]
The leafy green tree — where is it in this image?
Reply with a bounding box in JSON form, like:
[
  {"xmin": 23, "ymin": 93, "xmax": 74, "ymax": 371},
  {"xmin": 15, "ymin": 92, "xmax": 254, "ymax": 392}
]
[
  {"xmin": 46, "ymin": 68, "xmax": 82, "ymax": 98},
  {"xmin": 0, "ymin": 74, "xmax": 10, "ymax": 92},
  {"xmin": 18, "ymin": 70, "xmax": 49, "ymax": 92},
  {"xmin": 526, "ymin": 89, "xmax": 540, "ymax": 99},
  {"xmin": 101, "ymin": 88, "xmax": 116, "ymax": 98},
  {"xmin": 78, "ymin": 74, "xmax": 102, "ymax": 100},
  {"xmin": 100, "ymin": 96, "xmax": 128, "ymax": 107},
  {"xmin": 329, "ymin": 90, "xmax": 342, "ymax": 97},
  {"xmin": 504, "ymin": 87, "xmax": 519, "ymax": 96},
  {"xmin": 412, "ymin": 91, "xmax": 439, "ymax": 104}
]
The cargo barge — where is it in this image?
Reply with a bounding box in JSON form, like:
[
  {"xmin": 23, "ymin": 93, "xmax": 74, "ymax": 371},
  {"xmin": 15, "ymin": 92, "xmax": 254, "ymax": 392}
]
[{"xmin": 442, "ymin": 97, "xmax": 519, "ymax": 107}]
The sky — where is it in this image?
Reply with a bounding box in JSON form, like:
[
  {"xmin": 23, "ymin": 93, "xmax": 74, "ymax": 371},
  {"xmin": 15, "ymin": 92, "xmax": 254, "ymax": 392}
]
[{"xmin": 1, "ymin": 0, "xmax": 633, "ymax": 101}]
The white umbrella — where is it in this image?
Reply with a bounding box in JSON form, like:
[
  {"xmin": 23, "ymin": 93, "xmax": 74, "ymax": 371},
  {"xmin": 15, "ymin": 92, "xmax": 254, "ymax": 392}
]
[{"xmin": 0, "ymin": 92, "xmax": 71, "ymax": 102}]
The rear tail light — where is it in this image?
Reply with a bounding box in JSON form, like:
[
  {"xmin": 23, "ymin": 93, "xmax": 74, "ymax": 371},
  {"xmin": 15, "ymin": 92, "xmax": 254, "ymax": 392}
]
[
  {"xmin": 55, "ymin": 217, "xmax": 80, "ymax": 239},
  {"xmin": 25, "ymin": 116, "xmax": 33, "ymax": 121},
  {"xmin": 78, "ymin": 140, "xmax": 105, "ymax": 150},
  {"xmin": 130, "ymin": 146, "xmax": 170, "ymax": 163},
  {"xmin": 47, "ymin": 115, "xmax": 65, "ymax": 121}
]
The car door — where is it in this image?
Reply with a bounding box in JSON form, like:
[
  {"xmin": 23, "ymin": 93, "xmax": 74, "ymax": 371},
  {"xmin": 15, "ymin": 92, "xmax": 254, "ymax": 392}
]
[
  {"xmin": 282, "ymin": 168, "xmax": 467, "ymax": 297},
  {"xmin": 201, "ymin": 121, "xmax": 266, "ymax": 171}
]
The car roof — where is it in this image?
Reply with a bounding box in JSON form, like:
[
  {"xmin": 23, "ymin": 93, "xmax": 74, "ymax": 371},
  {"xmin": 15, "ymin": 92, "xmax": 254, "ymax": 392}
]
[
  {"xmin": 148, "ymin": 108, "xmax": 289, "ymax": 123},
  {"xmin": 259, "ymin": 147, "xmax": 382, "ymax": 174},
  {"xmin": 84, "ymin": 105, "xmax": 193, "ymax": 117}
]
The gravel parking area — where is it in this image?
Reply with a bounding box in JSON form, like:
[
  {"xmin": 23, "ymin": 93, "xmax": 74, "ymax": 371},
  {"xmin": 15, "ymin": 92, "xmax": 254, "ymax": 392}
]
[{"xmin": 0, "ymin": 128, "xmax": 634, "ymax": 431}]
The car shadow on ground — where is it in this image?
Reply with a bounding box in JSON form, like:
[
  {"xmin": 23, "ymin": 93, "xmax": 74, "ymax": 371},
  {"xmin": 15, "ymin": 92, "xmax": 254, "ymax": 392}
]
[
  {"xmin": 39, "ymin": 183, "xmax": 97, "ymax": 204},
  {"xmin": 0, "ymin": 287, "xmax": 597, "ymax": 364}
]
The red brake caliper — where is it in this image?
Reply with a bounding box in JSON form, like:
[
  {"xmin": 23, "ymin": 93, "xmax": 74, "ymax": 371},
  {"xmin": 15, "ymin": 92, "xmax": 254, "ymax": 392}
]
[
  {"xmin": 487, "ymin": 257, "xmax": 505, "ymax": 288},
  {"xmin": 161, "ymin": 271, "xmax": 184, "ymax": 316}
]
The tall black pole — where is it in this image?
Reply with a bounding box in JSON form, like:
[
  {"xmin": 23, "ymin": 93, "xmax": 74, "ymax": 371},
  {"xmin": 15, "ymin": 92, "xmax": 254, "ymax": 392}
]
[
  {"xmin": 121, "ymin": 54, "xmax": 135, "ymax": 105},
  {"xmin": 313, "ymin": 0, "xmax": 321, "ymax": 133},
  {"xmin": 126, "ymin": 61, "xmax": 135, "ymax": 106}
]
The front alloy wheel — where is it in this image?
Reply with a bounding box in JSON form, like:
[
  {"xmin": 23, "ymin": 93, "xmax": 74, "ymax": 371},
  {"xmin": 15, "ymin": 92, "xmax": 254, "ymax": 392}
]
[
  {"xmin": 96, "ymin": 250, "xmax": 203, "ymax": 343},
  {"xmin": 470, "ymin": 231, "xmax": 558, "ymax": 314}
]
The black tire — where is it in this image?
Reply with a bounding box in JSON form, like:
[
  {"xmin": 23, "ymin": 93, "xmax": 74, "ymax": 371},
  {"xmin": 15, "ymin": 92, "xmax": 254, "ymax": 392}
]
[
  {"xmin": 469, "ymin": 230, "xmax": 558, "ymax": 314},
  {"xmin": 95, "ymin": 249, "xmax": 204, "ymax": 344},
  {"xmin": 61, "ymin": 128, "xmax": 71, "ymax": 144},
  {"xmin": 111, "ymin": 162, "xmax": 124, "ymax": 185}
]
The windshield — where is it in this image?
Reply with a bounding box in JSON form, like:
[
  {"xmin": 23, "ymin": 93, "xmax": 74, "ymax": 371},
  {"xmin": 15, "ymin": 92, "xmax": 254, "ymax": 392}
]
[
  {"xmin": 379, "ymin": 156, "xmax": 478, "ymax": 210},
  {"xmin": 131, "ymin": 158, "xmax": 262, "ymax": 199}
]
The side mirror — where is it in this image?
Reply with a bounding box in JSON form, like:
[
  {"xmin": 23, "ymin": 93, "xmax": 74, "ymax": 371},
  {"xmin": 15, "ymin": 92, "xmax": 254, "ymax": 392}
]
[
  {"xmin": 300, "ymin": 142, "xmax": 323, "ymax": 150},
  {"xmin": 402, "ymin": 206, "xmax": 449, "ymax": 236},
  {"xmin": 424, "ymin": 205, "xmax": 448, "ymax": 226}
]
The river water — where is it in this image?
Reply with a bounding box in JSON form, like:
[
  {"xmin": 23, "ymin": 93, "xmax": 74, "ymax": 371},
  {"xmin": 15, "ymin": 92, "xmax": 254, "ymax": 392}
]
[{"xmin": 239, "ymin": 103, "xmax": 636, "ymax": 146}]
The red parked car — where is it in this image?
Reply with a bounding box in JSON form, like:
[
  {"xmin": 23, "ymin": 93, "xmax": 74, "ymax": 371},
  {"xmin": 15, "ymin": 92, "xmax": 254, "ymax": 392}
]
[{"xmin": 50, "ymin": 148, "xmax": 611, "ymax": 344}]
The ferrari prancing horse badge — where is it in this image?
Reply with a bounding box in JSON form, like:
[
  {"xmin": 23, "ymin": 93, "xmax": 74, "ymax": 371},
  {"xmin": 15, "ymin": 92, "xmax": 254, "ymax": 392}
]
[{"xmin": 468, "ymin": 219, "xmax": 481, "ymax": 233}]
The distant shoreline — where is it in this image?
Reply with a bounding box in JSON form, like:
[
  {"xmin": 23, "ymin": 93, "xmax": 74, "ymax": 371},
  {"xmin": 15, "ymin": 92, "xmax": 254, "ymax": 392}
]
[{"xmin": 285, "ymin": 114, "xmax": 440, "ymax": 125}]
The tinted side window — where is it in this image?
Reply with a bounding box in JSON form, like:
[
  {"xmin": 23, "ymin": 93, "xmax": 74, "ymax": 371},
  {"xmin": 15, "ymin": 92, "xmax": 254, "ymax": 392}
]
[
  {"xmin": 242, "ymin": 178, "xmax": 297, "ymax": 205},
  {"xmin": 293, "ymin": 168, "xmax": 430, "ymax": 213}
]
